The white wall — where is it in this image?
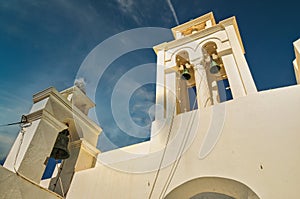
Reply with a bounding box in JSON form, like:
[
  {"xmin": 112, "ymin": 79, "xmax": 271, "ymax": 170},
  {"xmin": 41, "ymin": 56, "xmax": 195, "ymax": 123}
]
[{"xmin": 67, "ymin": 84, "xmax": 300, "ymax": 199}]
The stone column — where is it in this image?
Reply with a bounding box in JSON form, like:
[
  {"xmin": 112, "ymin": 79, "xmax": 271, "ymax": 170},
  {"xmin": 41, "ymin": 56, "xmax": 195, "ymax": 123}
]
[{"xmin": 193, "ymin": 60, "xmax": 212, "ymax": 108}]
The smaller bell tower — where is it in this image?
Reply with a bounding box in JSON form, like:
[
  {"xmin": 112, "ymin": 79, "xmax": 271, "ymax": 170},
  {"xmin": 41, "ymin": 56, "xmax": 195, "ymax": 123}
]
[
  {"xmin": 3, "ymin": 85, "xmax": 101, "ymax": 197},
  {"xmin": 153, "ymin": 12, "xmax": 257, "ymax": 120}
]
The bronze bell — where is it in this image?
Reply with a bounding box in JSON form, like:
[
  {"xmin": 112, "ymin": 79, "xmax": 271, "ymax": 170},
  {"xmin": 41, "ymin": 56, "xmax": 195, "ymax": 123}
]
[
  {"xmin": 209, "ymin": 60, "xmax": 221, "ymax": 74},
  {"xmin": 181, "ymin": 68, "xmax": 191, "ymax": 80},
  {"xmin": 50, "ymin": 129, "xmax": 70, "ymax": 160}
]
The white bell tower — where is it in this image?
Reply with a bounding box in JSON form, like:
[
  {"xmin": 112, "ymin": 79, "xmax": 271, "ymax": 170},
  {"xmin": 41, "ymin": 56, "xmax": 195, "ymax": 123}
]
[
  {"xmin": 153, "ymin": 12, "xmax": 257, "ymax": 120},
  {"xmin": 3, "ymin": 86, "xmax": 101, "ymax": 196}
]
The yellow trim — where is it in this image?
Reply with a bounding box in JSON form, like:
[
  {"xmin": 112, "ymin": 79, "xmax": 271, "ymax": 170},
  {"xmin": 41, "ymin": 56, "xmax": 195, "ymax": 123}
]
[
  {"xmin": 219, "ymin": 16, "xmax": 245, "ymax": 54},
  {"xmin": 153, "ymin": 14, "xmax": 245, "ymax": 55},
  {"xmin": 171, "ymin": 12, "xmax": 216, "ymax": 38}
]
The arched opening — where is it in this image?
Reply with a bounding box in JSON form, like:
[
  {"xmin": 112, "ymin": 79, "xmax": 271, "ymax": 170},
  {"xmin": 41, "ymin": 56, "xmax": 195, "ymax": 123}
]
[
  {"xmin": 175, "ymin": 51, "xmax": 198, "ymax": 114},
  {"xmin": 202, "ymin": 42, "xmax": 233, "ymax": 104},
  {"xmin": 41, "ymin": 118, "xmax": 81, "ymax": 196},
  {"xmin": 165, "ymin": 177, "xmax": 260, "ymax": 199}
]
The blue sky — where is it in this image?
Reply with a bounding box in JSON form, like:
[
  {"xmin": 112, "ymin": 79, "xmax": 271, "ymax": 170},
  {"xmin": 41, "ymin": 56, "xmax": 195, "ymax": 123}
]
[{"xmin": 0, "ymin": 0, "xmax": 299, "ymax": 161}]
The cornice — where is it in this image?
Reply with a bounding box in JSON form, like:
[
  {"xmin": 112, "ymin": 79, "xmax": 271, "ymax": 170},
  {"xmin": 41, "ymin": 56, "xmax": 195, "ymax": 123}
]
[
  {"xmin": 70, "ymin": 139, "xmax": 100, "ymax": 156},
  {"xmin": 171, "ymin": 12, "xmax": 216, "ymax": 38},
  {"xmin": 26, "ymin": 109, "xmax": 67, "ymax": 130},
  {"xmin": 219, "ymin": 16, "xmax": 245, "ymax": 53},
  {"xmin": 32, "ymin": 87, "xmax": 102, "ymax": 135},
  {"xmin": 81, "ymin": 138, "xmax": 100, "ymax": 156},
  {"xmin": 33, "ymin": 87, "xmax": 57, "ymax": 103},
  {"xmin": 154, "ymin": 15, "xmax": 245, "ymax": 55},
  {"xmin": 154, "ymin": 25, "xmax": 224, "ymax": 53}
]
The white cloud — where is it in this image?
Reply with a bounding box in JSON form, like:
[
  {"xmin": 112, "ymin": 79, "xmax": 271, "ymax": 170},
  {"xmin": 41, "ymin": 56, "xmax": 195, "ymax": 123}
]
[
  {"xmin": 115, "ymin": 0, "xmax": 144, "ymax": 25},
  {"xmin": 116, "ymin": 0, "xmax": 135, "ymax": 13}
]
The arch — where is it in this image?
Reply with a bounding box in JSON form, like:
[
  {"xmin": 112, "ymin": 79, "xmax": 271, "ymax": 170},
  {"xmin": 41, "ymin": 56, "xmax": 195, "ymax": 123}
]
[
  {"xmin": 173, "ymin": 50, "xmax": 197, "ymax": 113},
  {"xmin": 164, "ymin": 177, "xmax": 260, "ymax": 199},
  {"xmin": 200, "ymin": 40, "xmax": 233, "ymax": 104},
  {"xmin": 168, "ymin": 47, "xmax": 196, "ymax": 67},
  {"xmin": 63, "ymin": 117, "xmax": 81, "ymax": 141},
  {"xmin": 196, "ymin": 37, "xmax": 224, "ymax": 54},
  {"xmin": 166, "ymin": 36, "xmax": 227, "ymax": 66},
  {"xmin": 175, "ymin": 50, "xmax": 190, "ymax": 69}
]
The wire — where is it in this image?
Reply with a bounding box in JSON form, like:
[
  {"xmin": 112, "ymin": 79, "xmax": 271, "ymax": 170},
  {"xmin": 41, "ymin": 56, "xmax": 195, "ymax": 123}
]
[
  {"xmin": 13, "ymin": 125, "xmax": 26, "ymax": 171},
  {"xmin": 0, "ymin": 115, "xmax": 28, "ymax": 127},
  {"xmin": 158, "ymin": 67, "xmax": 208, "ymax": 198},
  {"xmin": 148, "ymin": 67, "xmax": 206, "ymax": 199},
  {"xmin": 159, "ymin": 108, "xmax": 197, "ymax": 198},
  {"xmin": 148, "ymin": 106, "xmax": 176, "ymax": 199},
  {"xmin": 159, "ymin": 92, "xmax": 199, "ymax": 198}
]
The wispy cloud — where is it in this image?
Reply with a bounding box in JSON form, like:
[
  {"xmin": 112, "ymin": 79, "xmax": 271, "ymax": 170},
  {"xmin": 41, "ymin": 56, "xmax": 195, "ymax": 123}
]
[
  {"xmin": 0, "ymin": 89, "xmax": 31, "ymax": 124},
  {"xmin": 115, "ymin": 0, "xmax": 143, "ymax": 25},
  {"xmin": 166, "ymin": 0, "xmax": 179, "ymax": 25},
  {"xmin": 116, "ymin": 0, "xmax": 135, "ymax": 13},
  {"xmin": 113, "ymin": 0, "xmax": 180, "ymax": 27},
  {"xmin": 0, "ymin": 89, "xmax": 31, "ymax": 161}
]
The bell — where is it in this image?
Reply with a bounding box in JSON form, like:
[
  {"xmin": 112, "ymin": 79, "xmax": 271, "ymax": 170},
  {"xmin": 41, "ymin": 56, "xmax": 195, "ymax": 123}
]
[
  {"xmin": 181, "ymin": 68, "xmax": 191, "ymax": 80},
  {"xmin": 210, "ymin": 60, "xmax": 221, "ymax": 74},
  {"xmin": 50, "ymin": 129, "xmax": 70, "ymax": 160}
]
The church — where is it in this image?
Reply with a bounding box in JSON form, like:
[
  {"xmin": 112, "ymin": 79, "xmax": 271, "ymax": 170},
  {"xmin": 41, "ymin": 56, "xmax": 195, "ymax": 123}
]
[{"xmin": 1, "ymin": 12, "xmax": 300, "ymax": 199}]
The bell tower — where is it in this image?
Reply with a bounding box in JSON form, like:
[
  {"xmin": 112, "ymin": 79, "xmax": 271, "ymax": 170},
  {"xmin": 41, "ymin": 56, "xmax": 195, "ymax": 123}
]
[
  {"xmin": 3, "ymin": 85, "xmax": 101, "ymax": 197},
  {"xmin": 153, "ymin": 12, "xmax": 257, "ymax": 119}
]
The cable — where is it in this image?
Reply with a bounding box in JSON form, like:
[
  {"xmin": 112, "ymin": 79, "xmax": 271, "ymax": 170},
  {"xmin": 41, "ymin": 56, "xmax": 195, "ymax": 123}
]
[
  {"xmin": 13, "ymin": 124, "xmax": 26, "ymax": 170},
  {"xmin": 13, "ymin": 121, "xmax": 32, "ymax": 172},
  {"xmin": 0, "ymin": 115, "xmax": 28, "ymax": 127},
  {"xmin": 159, "ymin": 109, "xmax": 197, "ymax": 198},
  {"xmin": 159, "ymin": 93, "xmax": 198, "ymax": 198},
  {"xmin": 148, "ymin": 106, "xmax": 176, "ymax": 199},
  {"xmin": 158, "ymin": 67, "xmax": 208, "ymax": 198},
  {"xmin": 149, "ymin": 67, "xmax": 206, "ymax": 199}
]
